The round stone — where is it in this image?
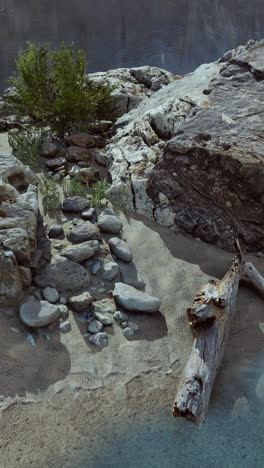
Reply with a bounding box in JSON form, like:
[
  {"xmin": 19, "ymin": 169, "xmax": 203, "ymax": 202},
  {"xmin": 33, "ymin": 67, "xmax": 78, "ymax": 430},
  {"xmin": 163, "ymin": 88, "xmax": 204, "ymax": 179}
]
[
  {"xmin": 108, "ymin": 237, "xmax": 133, "ymax": 263},
  {"xmin": 123, "ymin": 327, "xmax": 134, "ymax": 338},
  {"xmin": 48, "ymin": 225, "xmax": 63, "ymax": 238},
  {"xmin": 42, "ymin": 287, "xmax": 60, "ymax": 303},
  {"xmin": 87, "ymin": 319, "xmax": 104, "ymax": 334},
  {"xmin": 59, "ymin": 321, "xmax": 71, "ymax": 333},
  {"xmin": 97, "ymin": 210, "xmax": 122, "ymax": 234},
  {"xmin": 20, "ymin": 297, "xmax": 60, "ymax": 327},
  {"xmin": 88, "ymin": 332, "xmax": 108, "ymax": 348},
  {"xmin": 62, "ymin": 196, "xmax": 90, "ymax": 213}
]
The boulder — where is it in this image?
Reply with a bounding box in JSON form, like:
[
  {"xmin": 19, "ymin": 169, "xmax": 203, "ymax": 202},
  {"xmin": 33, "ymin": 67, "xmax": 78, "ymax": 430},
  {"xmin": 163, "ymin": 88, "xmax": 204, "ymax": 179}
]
[
  {"xmin": 113, "ymin": 283, "xmax": 161, "ymax": 312},
  {"xmin": 66, "ymin": 146, "xmax": 92, "ymax": 162},
  {"xmin": 65, "ymin": 133, "xmax": 96, "ymax": 148},
  {"xmin": 67, "ymin": 222, "xmax": 100, "ymax": 243},
  {"xmin": 82, "ymin": 208, "xmax": 96, "ymax": 220},
  {"xmin": 60, "ymin": 240, "xmax": 99, "ymax": 263},
  {"xmin": 68, "ymin": 291, "xmax": 93, "ymax": 312},
  {"xmin": 88, "ymin": 332, "xmax": 108, "ymax": 348},
  {"xmin": 45, "ymin": 157, "xmax": 66, "ymax": 169},
  {"xmin": 97, "ymin": 210, "xmax": 122, "ymax": 234},
  {"xmin": 62, "ymin": 196, "xmax": 90, "ymax": 213},
  {"xmin": 108, "ymin": 237, "xmax": 132, "ymax": 262},
  {"xmin": 20, "ymin": 297, "xmax": 60, "ymax": 327},
  {"xmin": 34, "ymin": 256, "xmax": 91, "ymax": 292}
]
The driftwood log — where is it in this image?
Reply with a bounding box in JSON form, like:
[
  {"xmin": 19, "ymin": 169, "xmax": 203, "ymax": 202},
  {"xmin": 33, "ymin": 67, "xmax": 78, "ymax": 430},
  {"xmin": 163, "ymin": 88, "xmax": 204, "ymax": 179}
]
[{"xmin": 173, "ymin": 242, "xmax": 264, "ymax": 424}]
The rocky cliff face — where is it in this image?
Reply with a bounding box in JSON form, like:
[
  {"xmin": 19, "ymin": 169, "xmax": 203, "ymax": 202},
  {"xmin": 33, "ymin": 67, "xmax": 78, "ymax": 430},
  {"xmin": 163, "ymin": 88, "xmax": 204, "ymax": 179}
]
[
  {"xmin": 0, "ymin": 154, "xmax": 38, "ymax": 307},
  {"xmin": 105, "ymin": 39, "xmax": 264, "ymax": 252}
]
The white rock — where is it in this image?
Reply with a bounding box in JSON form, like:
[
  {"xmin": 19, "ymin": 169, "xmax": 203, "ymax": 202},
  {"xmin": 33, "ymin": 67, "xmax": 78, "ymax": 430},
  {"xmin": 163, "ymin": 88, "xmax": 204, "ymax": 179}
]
[
  {"xmin": 113, "ymin": 283, "xmax": 161, "ymax": 312},
  {"xmin": 20, "ymin": 297, "xmax": 60, "ymax": 327},
  {"xmin": 101, "ymin": 261, "xmax": 119, "ymax": 281},
  {"xmin": 68, "ymin": 292, "xmax": 93, "ymax": 312}
]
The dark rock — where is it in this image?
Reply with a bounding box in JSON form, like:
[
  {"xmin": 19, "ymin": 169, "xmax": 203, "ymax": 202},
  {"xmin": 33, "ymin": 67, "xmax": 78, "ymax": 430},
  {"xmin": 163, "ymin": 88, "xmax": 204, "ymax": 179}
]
[
  {"xmin": 62, "ymin": 196, "xmax": 90, "ymax": 213},
  {"xmin": 48, "ymin": 225, "xmax": 64, "ymax": 238},
  {"xmin": 67, "ymin": 222, "xmax": 100, "ymax": 243}
]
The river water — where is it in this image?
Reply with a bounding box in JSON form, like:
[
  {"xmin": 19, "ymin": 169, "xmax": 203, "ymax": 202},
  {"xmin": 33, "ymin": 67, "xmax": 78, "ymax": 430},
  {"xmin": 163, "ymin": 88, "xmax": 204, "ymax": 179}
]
[{"xmin": 0, "ymin": 0, "xmax": 264, "ymax": 91}]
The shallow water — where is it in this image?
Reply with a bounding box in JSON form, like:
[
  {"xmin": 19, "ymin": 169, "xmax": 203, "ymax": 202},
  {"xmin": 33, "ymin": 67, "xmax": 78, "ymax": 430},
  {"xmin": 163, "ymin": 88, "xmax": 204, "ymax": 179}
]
[{"xmin": 1, "ymin": 0, "xmax": 264, "ymax": 91}]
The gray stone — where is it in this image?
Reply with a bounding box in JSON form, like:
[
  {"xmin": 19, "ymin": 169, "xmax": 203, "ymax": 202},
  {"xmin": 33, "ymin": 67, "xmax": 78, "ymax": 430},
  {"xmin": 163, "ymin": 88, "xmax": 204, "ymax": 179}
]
[
  {"xmin": 41, "ymin": 138, "xmax": 65, "ymax": 158},
  {"xmin": 48, "ymin": 225, "xmax": 63, "ymax": 238},
  {"xmin": 60, "ymin": 240, "xmax": 99, "ymax": 263},
  {"xmin": 113, "ymin": 310, "xmax": 128, "ymax": 322},
  {"xmin": 123, "ymin": 326, "xmax": 134, "ymax": 338},
  {"xmin": 45, "ymin": 157, "xmax": 66, "ymax": 169},
  {"xmin": 88, "ymin": 319, "xmax": 103, "ymax": 334},
  {"xmin": 94, "ymin": 311, "xmax": 113, "ymax": 326},
  {"xmin": 66, "ymin": 146, "xmax": 92, "ymax": 162},
  {"xmin": 20, "ymin": 297, "xmax": 60, "ymax": 327},
  {"xmin": 93, "ymin": 298, "xmax": 116, "ymax": 315},
  {"xmin": 59, "ymin": 296, "xmax": 67, "ymax": 305},
  {"xmin": 121, "ymin": 321, "xmax": 128, "ymax": 328},
  {"xmin": 68, "ymin": 291, "xmax": 93, "ymax": 312},
  {"xmin": 101, "ymin": 261, "xmax": 119, "ymax": 281},
  {"xmin": 88, "ymin": 332, "xmax": 108, "ymax": 348},
  {"xmin": 65, "ymin": 134, "xmax": 95, "ymax": 148},
  {"xmin": 58, "ymin": 304, "xmax": 69, "ymax": 320},
  {"xmin": 94, "ymin": 152, "xmax": 110, "ymax": 167},
  {"xmin": 97, "ymin": 210, "xmax": 122, "ymax": 234},
  {"xmin": 117, "ymin": 261, "xmax": 145, "ymax": 290},
  {"xmin": 67, "ymin": 222, "xmax": 100, "ymax": 243},
  {"xmin": 59, "ymin": 321, "xmax": 71, "ymax": 333},
  {"xmin": 42, "ymin": 287, "xmax": 60, "ymax": 303},
  {"xmin": 34, "ymin": 256, "xmax": 91, "ymax": 292},
  {"xmin": 108, "ymin": 237, "xmax": 133, "ymax": 263},
  {"xmin": 82, "ymin": 208, "xmax": 96, "ymax": 220},
  {"xmin": 113, "ymin": 283, "xmax": 161, "ymax": 312},
  {"xmin": 62, "ymin": 196, "xmax": 90, "ymax": 213},
  {"xmin": 26, "ymin": 333, "xmax": 36, "ymax": 347},
  {"xmin": 92, "ymin": 259, "xmax": 102, "ymax": 275}
]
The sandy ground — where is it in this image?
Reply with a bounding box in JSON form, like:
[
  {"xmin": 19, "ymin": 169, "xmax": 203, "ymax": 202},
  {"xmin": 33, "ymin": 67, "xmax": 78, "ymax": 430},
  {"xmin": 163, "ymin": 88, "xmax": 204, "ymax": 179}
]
[{"xmin": 0, "ymin": 207, "xmax": 264, "ymax": 467}]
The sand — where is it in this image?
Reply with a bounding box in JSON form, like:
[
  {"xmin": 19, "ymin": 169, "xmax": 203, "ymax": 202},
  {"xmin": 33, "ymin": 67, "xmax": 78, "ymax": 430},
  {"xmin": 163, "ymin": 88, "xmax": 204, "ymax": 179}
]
[{"xmin": 0, "ymin": 211, "xmax": 263, "ymax": 467}]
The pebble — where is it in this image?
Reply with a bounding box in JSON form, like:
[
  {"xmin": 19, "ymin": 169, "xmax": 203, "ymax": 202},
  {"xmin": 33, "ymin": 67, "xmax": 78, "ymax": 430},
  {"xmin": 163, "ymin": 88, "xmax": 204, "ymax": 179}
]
[
  {"xmin": 26, "ymin": 333, "xmax": 36, "ymax": 347},
  {"xmin": 113, "ymin": 310, "xmax": 128, "ymax": 322},
  {"xmin": 58, "ymin": 304, "xmax": 69, "ymax": 320},
  {"xmin": 10, "ymin": 327, "xmax": 21, "ymax": 334},
  {"xmin": 108, "ymin": 237, "xmax": 133, "ymax": 263},
  {"xmin": 123, "ymin": 327, "xmax": 134, "ymax": 338},
  {"xmin": 121, "ymin": 321, "xmax": 128, "ymax": 328},
  {"xmin": 59, "ymin": 297, "xmax": 67, "ymax": 305},
  {"xmin": 87, "ymin": 319, "xmax": 103, "ymax": 334},
  {"xmin": 42, "ymin": 287, "xmax": 60, "ymax": 304},
  {"xmin": 92, "ymin": 259, "xmax": 102, "ymax": 275},
  {"xmin": 88, "ymin": 332, "xmax": 108, "ymax": 348},
  {"xmin": 59, "ymin": 321, "xmax": 71, "ymax": 333}
]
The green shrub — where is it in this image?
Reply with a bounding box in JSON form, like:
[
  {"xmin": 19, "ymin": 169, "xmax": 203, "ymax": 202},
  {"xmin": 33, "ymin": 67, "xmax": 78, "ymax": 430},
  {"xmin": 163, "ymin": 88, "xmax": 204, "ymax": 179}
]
[
  {"xmin": 63, "ymin": 177, "xmax": 87, "ymax": 198},
  {"xmin": 7, "ymin": 42, "xmax": 113, "ymax": 137},
  {"xmin": 8, "ymin": 128, "xmax": 43, "ymax": 167},
  {"xmin": 39, "ymin": 174, "xmax": 60, "ymax": 211},
  {"xmin": 91, "ymin": 179, "xmax": 110, "ymax": 208}
]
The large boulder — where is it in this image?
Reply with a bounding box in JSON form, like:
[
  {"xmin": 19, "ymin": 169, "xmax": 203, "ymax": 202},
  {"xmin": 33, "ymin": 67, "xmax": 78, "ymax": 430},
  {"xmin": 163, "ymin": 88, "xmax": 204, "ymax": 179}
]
[
  {"xmin": 34, "ymin": 256, "xmax": 91, "ymax": 293},
  {"xmin": 62, "ymin": 196, "xmax": 90, "ymax": 213},
  {"xmin": 105, "ymin": 40, "xmax": 264, "ymax": 252}
]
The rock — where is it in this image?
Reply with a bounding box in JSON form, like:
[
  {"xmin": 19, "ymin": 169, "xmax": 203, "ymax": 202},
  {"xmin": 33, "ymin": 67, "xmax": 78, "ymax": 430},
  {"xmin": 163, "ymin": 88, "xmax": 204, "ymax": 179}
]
[
  {"xmin": 121, "ymin": 321, "xmax": 128, "ymax": 328},
  {"xmin": 113, "ymin": 283, "xmax": 161, "ymax": 312},
  {"xmin": 20, "ymin": 297, "xmax": 60, "ymax": 327},
  {"xmin": 67, "ymin": 222, "xmax": 100, "ymax": 243},
  {"xmin": 108, "ymin": 237, "xmax": 133, "ymax": 262},
  {"xmin": 42, "ymin": 287, "xmax": 60, "ymax": 303},
  {"xmin": 94, "ymin": 311, "xmax": 113, "ymax": 326},
  {"xmin": 98, "ymin": 287, "xmax": 106, "ymax": 294},
  {"xmin": 94, "ymin": 151, "xmax": 110, "ymax": 167},
  {"xmin": 45, "ymin": 157, "xmax": 66, "ymax": 169},
  {"xmin": 60, "ymin": 240, "xmax": 99, "ymax": 263},
  {"xmin": 69, "ymin": 165, "xmax": 80, "ymax": 177},
  {"xmin": 101, "ymin": 261, "xmax": 119, "ymax": 281},
  {"xmin": 26, "ymin": 333, "xmax": 36, "ymax": 347},
  {"xmin": 41, "ymin": 137, "xmax": 65, "ymax": 158},
  {"xmin": 68, "ymin": 291, "xmax": 93, "ymax": 312},
  {"xmin": 10, "ymin": 327, "xmax": 21, "ymax": 334},
  {"xmin": 123, "ymin": 326, "xmax": 134, "ymax": 338},
  {"xmin": 92, "ymin": 259, "xmax": 102, "ymax": 275},
  {"xmin": 62, "ymin": 196, "xmax": 90, "ymax": 213},
  {"xmin": 117, "ymin": 261, "xmax": 145, "ymax": 290},
  {"xmin": 48, "ymin": 225, "xmax": 63, "ymax": 238},
  {"xmin": 76, "ymin": 167, "xmax": 100, "ymax": 184},
  {"xmin": 93, "ymin": 298, "xmax": 116, "ymax": 315},
  {"xmin": 65, "ymin": 133, "xmax": 96, "ymax": 148},
  {"xmin": 113, "ymin": 310, "xmax": 128, "ymax": 322},
  {"xmin": 88, "ymin": 332, "xmax": 108, "ymax": 348},
  {"xmin": 58, "ymin": 304, "xmax": 69, "ymax": 320},
  {"xmin": 59, "ymin": 321, "xmax": 71, "ymax": 333},
  {"xmin": 66, "ymin": 146, "xmax": 91, "ymax": 162},
  {"xmin": 34, "ymin": 256, "xmax": 91, "ymax": 292},
  {"xmin": 87, "ymin": 319, "xmax": 103, "ymax": 334},
  {"xmin": 52, "ymin": 173, "xmax": 61, "ymax": 182},
  {"xmin": 82, "ymin": 208, "xmax": 96, "ymax": 220},
  {"xmin": 59, "ymin": 297, "xmax": 67, "ymax": 304},
  {"xmin": 97, "ymin": 210, "xmax": 122, "ymax": 234},
  {"xmin": 54, "ymin": 243, "xmax": 63, "ymax": 251}
]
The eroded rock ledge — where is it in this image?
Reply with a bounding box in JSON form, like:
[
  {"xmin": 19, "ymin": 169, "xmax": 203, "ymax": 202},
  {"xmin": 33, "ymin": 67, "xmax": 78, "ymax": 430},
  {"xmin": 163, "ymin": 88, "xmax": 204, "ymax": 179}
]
[{"xmin": 105, "ymin": 39, "xmax": 264, "ymax": 252}]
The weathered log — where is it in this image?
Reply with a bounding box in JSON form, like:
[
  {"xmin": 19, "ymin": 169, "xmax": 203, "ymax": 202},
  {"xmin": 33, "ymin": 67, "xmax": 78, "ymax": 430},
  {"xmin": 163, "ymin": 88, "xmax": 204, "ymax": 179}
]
[
  {"xmin": 173, "ymin": 253, "xmax": 242, "ymax": 424},
  {"xmin": 173, "ymin": 238, "xmax": 264, "ymax": 424}
]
